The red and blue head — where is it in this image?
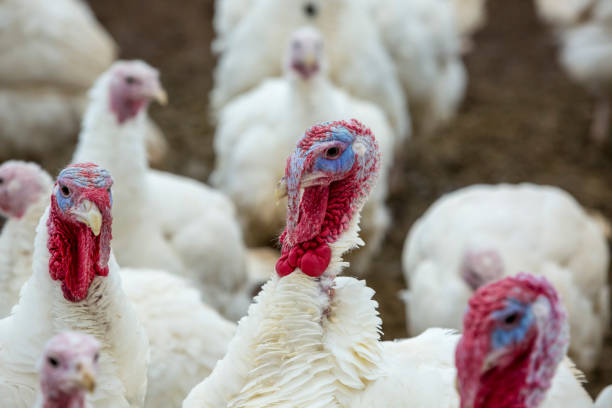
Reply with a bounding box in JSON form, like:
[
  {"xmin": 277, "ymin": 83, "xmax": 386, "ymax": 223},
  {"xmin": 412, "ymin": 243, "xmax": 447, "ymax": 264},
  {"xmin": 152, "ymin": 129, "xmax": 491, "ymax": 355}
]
[
  {"xmin": 455, "ymin": 274, "xmax": 568, "ymax": 408},
  {"xmin": 276, "ymin": 119, "xmax": 380, "ymax": 277},
  {"xmin": 48, "ymin": 163, "xmax": 114, "ymax": 302}
]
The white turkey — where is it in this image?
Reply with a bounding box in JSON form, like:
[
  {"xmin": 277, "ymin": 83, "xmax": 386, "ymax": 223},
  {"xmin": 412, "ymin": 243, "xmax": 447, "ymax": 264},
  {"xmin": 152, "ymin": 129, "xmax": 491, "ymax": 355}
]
[
  {"xmin": 35, "ymin": 331, "xmax": 100, "ymax": 408},
  {"xmin": 402, "ymin": 183, "xmax": 610, "ymax": 373},
  {"xmin": 72, "ymin": 59, "xmax": 254, "ymax": 319},
  {"xmin": 0, "ymin": 0, "xmax": 168, "ymax": 164},
  {"xmin": 0, "ymin": 163, "xmax": 149, "ymax": 407},
  {"xmin": 373, "ymin": 0, "xmax": 467, "ymax": 134},
  {"xmin": 0, "ymin": 163, "xmax": 236, "ymax": 407},
  {"xmin": 0, "ymin": 161, "xmax": 52, "ymax": 317},
  {"xmin": 210, "ymin": 0, "xmax": 409, "ymax": 138},
  {"xmin": 184, "ymin": 120, "xmax": 594, "ymax": 408},
  {"xmin": 0, "ymin": 163, "xmax": 238, "ymax": 408},
  {"xmin": 211, "ymin": 26, "xmax": 395, "ymax": 274},
  {"xmin": 454, "ymin": 273, "xmax": 594, "ymax": 408},
  {"xmin": 536, "ymin": 0, "xmax": 612, "ymax": 143}
]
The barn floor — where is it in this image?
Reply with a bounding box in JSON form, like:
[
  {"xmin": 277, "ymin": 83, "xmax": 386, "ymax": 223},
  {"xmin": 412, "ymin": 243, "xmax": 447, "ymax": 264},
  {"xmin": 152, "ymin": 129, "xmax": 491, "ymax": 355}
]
[{"xmin": 12, "ymin": 0, "xmax": 610, "ymax": 397}]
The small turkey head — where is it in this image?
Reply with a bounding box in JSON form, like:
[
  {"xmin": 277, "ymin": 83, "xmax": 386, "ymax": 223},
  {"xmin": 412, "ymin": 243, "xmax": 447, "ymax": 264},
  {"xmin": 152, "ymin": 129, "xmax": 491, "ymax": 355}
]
[
  {"xmin": 285, "ymin": 26, "xmax": 325, "ymax": 80},
  {"xmin": 47, "ymin": 163, "xmax": 114, "ymax": 302},
  {"xmin": 0, "ymin": 161, "xmax": 51, "ymax": 219},
  {"xmin": 39, "ymin": 331, "xmax": 100, "ymax": 408},
  {"xmin": 455, "ymin": 274, "xmax": 568, "ymax": 408},
  {"xmin": 107, "ymin": 60, "xmax": 167, "ymax": 124},
  {"xmin": 276, "ymin": 119, "xmax": 380, "ymax": 278},
  {"xmin": 460, "ymin": 248, "xmax": 504, "ymax": 291}
]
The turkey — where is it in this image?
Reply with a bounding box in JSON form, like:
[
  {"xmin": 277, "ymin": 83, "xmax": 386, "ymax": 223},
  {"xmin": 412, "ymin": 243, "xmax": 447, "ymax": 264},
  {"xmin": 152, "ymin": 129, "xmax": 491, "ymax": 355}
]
[
  {"xmin": 72, "ymin": 59, "xmax": 253, "ymax": 320},
  {"xmin": 210, "ymin": 0, "xmax": 409, "ymax": 138},
  {"xmin": 0, "ymin": 163, "xmax": 149, "ymax": 407},
  {"xmin": 455, "ymin": 274, "xmax": 593, "ymax": 408},
  {"xmin": 0, "ymin": 161, "xmax": 52, "ymax": 317},
  {"xmin": 402, "ymin": 183, "xmax": 610, "ymax": 373},
  {"xmin": 0, "ymin": 0, "xmax": 167, "ymax": 164},
  {"xmin": 35, "ymin": 332, "xmax": 100, "ymax": 408},
  {"xmin": 372, "ymin": 0, "xmax": 467, "ymax": 134},
  {"xmin": 0, "ymin": 163, "xmax": 236, "ymax": 407},
  {"xmin": 210, "ymin": 26, "xmax": 395, "ymax": 274},
  {"xmin": 536, "ymin": 0, "xmax": 612, "ymax": 143},
  {"xmin": 184, "ymin": 120, "xmax": 595, "ymax": 408}
]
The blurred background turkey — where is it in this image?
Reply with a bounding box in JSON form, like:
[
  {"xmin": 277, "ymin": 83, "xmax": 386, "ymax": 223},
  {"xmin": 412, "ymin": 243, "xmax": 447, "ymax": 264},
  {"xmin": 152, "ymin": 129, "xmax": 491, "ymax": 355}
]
[{"xmin": 0, "ymin": 0, "xmax": 611, "ymax": 404}]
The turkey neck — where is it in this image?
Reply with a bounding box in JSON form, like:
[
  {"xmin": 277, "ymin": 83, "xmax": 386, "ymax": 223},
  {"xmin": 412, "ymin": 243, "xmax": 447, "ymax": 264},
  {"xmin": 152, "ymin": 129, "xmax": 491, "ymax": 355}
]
[
  {"xmin": 7, "ymin": 208, "xmax": 148, "ymax": 406},
  {"xmin": 39, "ymin": 390, "xmax": 86, "ymax": 408},
  {"xmin": 0, "ymin": 192, "xmax": 49, "ymax": 316},
  {"xmin": 289, "ymin": 73, "xmax": 333, "ymax": 119},
  {"xmin": 72, "ymin": 87, "xmax": 149, "ymax": 229}
]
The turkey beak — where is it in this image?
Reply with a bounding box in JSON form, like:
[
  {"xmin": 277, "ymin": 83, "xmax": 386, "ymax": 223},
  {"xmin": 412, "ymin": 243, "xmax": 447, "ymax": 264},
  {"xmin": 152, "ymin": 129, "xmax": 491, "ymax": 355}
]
[
  {"xmin": 153, "ymin": 86, "xmax": 168, "ymax": 105},
  {"xmin": 276, "ymin": 177, "xmax": 288, "ymax": 202},
  {"xmin": 75, "ymin": 361, "xmax": 96, "ymax": 393},
  {"xmin": 71, "ymin": 200, "xmax": 102, "ymax": 236}
]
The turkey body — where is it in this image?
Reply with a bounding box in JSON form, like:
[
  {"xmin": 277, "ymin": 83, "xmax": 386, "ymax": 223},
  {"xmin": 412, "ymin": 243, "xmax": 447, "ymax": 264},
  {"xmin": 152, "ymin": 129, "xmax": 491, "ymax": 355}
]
[
  {"xmin": 0, "ymin": 0, "xmax": 116, "ymax": 159},
  {"xmin": 403, "ymin": 183, "xmax": 610, "ymax": 372},
  {"xmin": 211, "ymin": 0, "xmax": 409, "ymax": 138},
  {"xmin": 73, "ymin": 63, "xmax": 252, "ymax": 319},
  {"xmin": 373, "ymin": 0, "xmax": 467, "ymax": 134}
]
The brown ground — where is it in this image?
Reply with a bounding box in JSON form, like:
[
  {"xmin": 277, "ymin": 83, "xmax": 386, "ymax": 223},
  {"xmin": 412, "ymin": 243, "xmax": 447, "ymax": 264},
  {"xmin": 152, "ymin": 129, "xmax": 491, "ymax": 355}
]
[{"xmin": 7, "ymin": 0, "xmax": 612, "ymax": 397}]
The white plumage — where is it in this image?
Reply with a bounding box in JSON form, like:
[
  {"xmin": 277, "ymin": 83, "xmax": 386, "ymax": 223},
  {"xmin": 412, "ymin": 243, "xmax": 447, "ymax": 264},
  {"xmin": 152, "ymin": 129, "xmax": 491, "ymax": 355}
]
[
  {"xmin": 210, "ymin": 0, "xmax": 409, "ymax": 138},
  {"xmin": 121, "ymin": 268, "xmax": 236, "ymax": 408},
  {"xmin": 211, "ymin": 27, "xmax": 395, "ymax": 274},
  {"xmin": 0, "ymin": 0, "xmax": 115, "ymax": 158},
  {"xmin": 0, "ymin": 164, "xmax": 236, "ymax": 407},
  {"xmin": 536, "ymin": 0, "xmax": 612, "ymax": 142},
  {"xmin": 373, "ymin": 0, "xmax": 467, "ymax": 134},
  {"xmin": 212, "ymin": 0, "xmax": 255, "ymax": 53},
  {"xmin": 72, "ymin": 60, "xmax": 252, "ymax": 319},
  {"xmin": 184, "ymin": 195, "xmax": 593, "ymax": 408},
  {"xmin": 596, "ymin": 385, "xmax": 612, "ymax": 407},
  {"xmin": 0, "ymin": 0, "xmax": 168, "ymax": 164},
  {"xmin": 0, "ymin": 208, "xmax": 150, "ymax": 407},
  {"xmin": 0, "ymin": 161, "xmax": 52, "ymax": 317},
  {"xmin": 402, "ymin": 183, "xmax": 610, "ymax": 372}
]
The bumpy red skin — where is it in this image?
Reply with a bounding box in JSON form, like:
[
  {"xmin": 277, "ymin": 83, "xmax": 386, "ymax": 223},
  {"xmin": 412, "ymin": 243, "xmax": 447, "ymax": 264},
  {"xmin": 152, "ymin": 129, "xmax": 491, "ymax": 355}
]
[
  {"xmin": 47, "ymin": 163, "xmax": 113, "ymax": 302},
  {"xmin": 455, "ymin": 274, "xmax": 567, "ymax": 408},
  {"xmin": 276, "ymin": 119, "xmax": 379, "ymax": 277}
]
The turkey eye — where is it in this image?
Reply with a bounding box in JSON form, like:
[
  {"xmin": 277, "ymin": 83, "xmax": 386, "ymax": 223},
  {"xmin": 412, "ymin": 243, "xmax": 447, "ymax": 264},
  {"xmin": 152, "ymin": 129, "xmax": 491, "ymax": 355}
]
[
  {"xmin": 292, "ymin": 41, "xmax": 301, "ymax": 50},
  {"xmin": 60, "ymin": 185, "xmax": 70, "ymax": 197},
  {"xmin": 125, "ymin": 76, "xmax": 136, "ymax": 84},
  {"xmin": 304, "ymin": 2, "xmax": 317, "ymax": 17},
  {"xmin": 504, "ymin": 312, "xmax": 519, "ymax": 325},
  {"xmin": 325, "ymin": 147, "xmax": 340, "ymax": 159},
  {"xmin": 107, "ymin": 188, "xmax": 111, "ymax": 194},
  {"xmin": 93, "ymin": 353, "xmax": 99, "ymax": 362},
  {"xmin": 0, "ymin": 177, "xmax": 4, "ymax": 184},
  {"xmin": 48, "ymin": 356, "xmax": 59, "ymax": 368}
]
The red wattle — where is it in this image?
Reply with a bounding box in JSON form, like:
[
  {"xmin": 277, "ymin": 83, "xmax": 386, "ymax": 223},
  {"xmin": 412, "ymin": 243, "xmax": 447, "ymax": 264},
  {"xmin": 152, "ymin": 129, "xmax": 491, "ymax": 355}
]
[{"xmin": 275, "ymin": 243, "xmax": 331, "ymax": 277}]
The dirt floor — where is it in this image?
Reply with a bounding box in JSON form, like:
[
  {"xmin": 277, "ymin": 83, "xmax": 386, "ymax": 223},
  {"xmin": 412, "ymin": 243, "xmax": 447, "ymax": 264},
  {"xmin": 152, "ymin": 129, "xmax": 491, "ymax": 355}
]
[{"xmin": 5, "ymin": 0, "xmax": 610, "ymax": 397}]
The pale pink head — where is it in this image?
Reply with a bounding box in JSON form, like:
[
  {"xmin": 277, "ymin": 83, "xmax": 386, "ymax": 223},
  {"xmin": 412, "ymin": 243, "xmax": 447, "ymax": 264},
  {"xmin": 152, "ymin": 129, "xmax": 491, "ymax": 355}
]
[
  {"xmin": 0, "ymin": 161, "xmax": 51, "ymax": 219},
  {"xmin": 460, "ymin": 248, "xmax": 504, "ymax": 291},
  {"xmin": 275, "ymin": 119, "xmax": 380, "ymax": 277},
  {"xmin": 39, "ymin": 331, "xmax": 100, "ymax": 408},
  {"xmin": 455, "ymin": 273, "xmax": 569, "ymax": 408},
  {"xmin": 106, "ymin": 60, "xmax": 167, "ymax": 124},
  {"xmin": 47, "ymin": 163, "xmax": 114, "ymax": 302},
  {"xmin": 285, "ymin": 26, "xmax": 325, "ymax": 80}
]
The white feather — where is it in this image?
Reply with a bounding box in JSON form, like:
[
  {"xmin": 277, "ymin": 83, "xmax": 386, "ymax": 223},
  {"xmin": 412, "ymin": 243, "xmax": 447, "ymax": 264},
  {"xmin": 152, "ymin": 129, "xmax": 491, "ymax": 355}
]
[{"xmin": 402, "ymin": 183, "xmax": 610, "ymax": 372}]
